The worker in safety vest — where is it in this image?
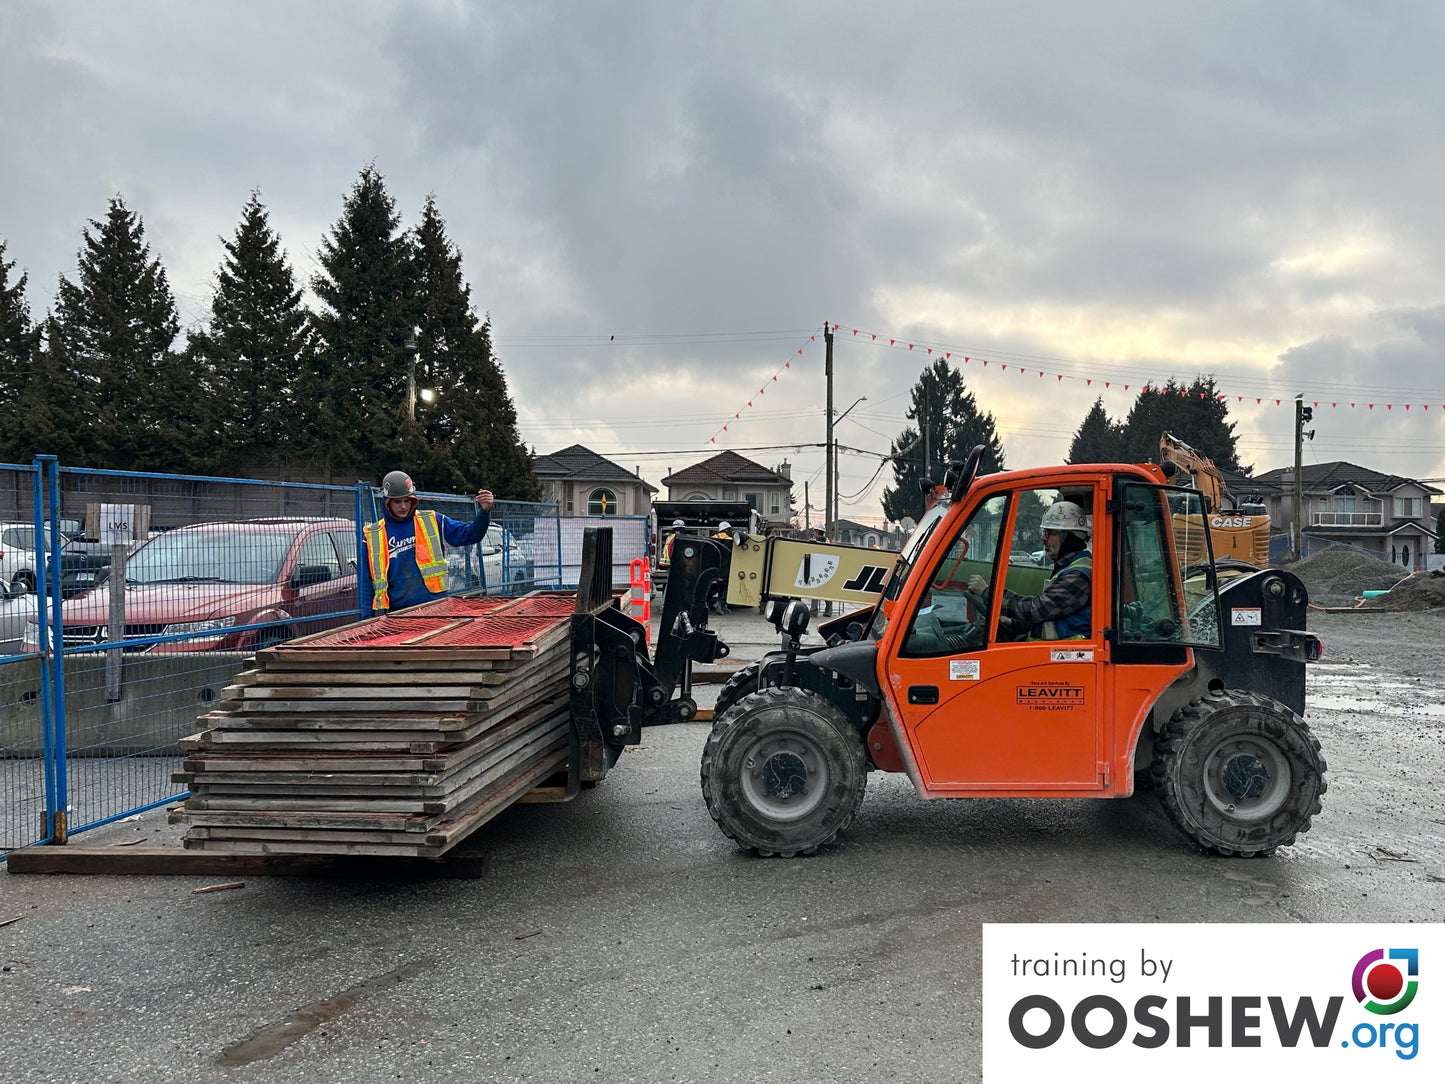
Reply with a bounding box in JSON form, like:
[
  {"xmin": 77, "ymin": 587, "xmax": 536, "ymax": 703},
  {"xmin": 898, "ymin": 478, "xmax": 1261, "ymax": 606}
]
[
  {"xmin": 363, "ymin": 471, "xmax": 494, "ymax": 613},
  {"xmin": 968, "ymin": 500, "xmax": 1092, "ymax": 640},
  {"xmin": 708, "ymin": 521, "xmax": 735, "ymax": 615},
  {"xmin": 658, "ymin": 519, "xmax": 686, "ymax": 569}
]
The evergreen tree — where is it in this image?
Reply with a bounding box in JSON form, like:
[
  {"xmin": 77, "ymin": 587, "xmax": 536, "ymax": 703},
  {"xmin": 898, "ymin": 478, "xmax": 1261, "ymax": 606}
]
[
  {"xmin": 50, "ymin": 196, "xmax": 190, "ymax": 469},
  {"xmin": 409, "ymin": 196, "xmax": 539, "ymax": 498},
  {"xmin": 881, "ymin": 359, "xmax": 1004, "ymax": 523},
  {"xmin": 305, "ymin": 166, "xmax": 417, "ymax": 476},
  {"xmin": 1435, "ymin": 504, "xmax": 1444, "ymax": 554},
  {"xmin": 5, "ymin": 319, "xmax": 89, "ymax": 463},
  {"xmin": 0, "ymin": 240, "xmax": 42, "ymax": 461},
  {"xmin": 1066, "ymin": 397, "xmax": 1125, "ymax": 464},
  {"xmin": 188, "ymin": 192, "xmax": 310, "ymax": 473},
  {"xmin": 1118, "ymin": 376, "xmax": 1243, "ymax": 471}
]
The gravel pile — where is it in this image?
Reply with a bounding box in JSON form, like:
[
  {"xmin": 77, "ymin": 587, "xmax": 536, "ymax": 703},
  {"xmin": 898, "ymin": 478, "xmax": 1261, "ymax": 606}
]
[
  {"xmin": 1372, "ymin": 571, "xmax": 1445, "ymax": 611},
  {"xmin": 1282, "ymin": 546, "xmax": 1409, "ymax": 601}
]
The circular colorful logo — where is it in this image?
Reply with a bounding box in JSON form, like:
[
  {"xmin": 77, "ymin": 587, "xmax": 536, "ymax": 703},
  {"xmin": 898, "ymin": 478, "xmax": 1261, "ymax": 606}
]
[{"xmin": 1352, "ymin": 948, "xmax": 1419, "ymax": 1015}]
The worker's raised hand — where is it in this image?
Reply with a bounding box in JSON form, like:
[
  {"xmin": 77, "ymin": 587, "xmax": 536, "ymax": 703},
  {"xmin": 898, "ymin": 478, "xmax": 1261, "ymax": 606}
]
[
  {"xmin": 967, "ymin": 575, "xmax": 988, "ymax": 595},
  {"xmin": 475, "ymin": 489, "xmax": 495, "ymax": 511}
]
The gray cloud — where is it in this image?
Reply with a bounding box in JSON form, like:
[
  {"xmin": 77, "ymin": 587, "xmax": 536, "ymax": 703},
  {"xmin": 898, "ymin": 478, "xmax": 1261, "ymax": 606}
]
[{"xmin": 3, "ymin": 0, "xmax": 1444, "ymax": 511}]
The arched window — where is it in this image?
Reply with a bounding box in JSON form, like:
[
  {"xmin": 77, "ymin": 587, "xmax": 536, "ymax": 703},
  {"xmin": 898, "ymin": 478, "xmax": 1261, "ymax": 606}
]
[{"xmin": 588, "ymin": 488, "xmax": 618, "ymax": 515}]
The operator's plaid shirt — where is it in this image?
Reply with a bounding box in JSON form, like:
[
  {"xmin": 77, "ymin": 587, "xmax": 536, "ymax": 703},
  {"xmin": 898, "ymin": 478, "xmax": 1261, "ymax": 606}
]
[{"xmin": 997, "ymin": 550, "xmax": 1092, "ymax": 637}]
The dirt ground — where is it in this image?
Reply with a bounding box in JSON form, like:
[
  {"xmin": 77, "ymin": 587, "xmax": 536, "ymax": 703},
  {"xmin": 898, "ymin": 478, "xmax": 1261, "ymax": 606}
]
[{"xmin": 0, "ymin": 605, "xmax": 1441, "ymax": 1084}]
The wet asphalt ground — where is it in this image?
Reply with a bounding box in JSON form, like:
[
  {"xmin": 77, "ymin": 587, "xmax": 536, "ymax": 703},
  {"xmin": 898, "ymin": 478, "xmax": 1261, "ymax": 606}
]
[{"xmin": 0, "ymin": 605, "xmax": 1441, "ymax": 1083}]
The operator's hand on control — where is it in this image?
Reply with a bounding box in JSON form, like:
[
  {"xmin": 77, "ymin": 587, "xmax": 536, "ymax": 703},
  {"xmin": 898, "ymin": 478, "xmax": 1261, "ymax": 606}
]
[
  {"xmin": 475, "ymin": 489, "xmax": 495, "ymax": 511},
  {"xmin": 967, "ymin": 575, "xmax": 989, "ymax": 595}
]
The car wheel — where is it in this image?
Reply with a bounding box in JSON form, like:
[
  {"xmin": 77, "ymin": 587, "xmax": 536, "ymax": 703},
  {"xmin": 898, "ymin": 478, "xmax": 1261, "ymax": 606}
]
[{"xmin": 12, "ymin": 570, "xmax": 35, "ymax": 594}]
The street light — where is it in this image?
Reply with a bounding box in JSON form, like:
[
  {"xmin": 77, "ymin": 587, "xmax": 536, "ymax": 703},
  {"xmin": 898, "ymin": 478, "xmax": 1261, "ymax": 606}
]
[
  {"xmin": 831, "ymin": 396, "xmax": 867, "ymax": 538},
  {"xmin": 404, "ymin": 328, "xmax": 419, "ymax": 420}
]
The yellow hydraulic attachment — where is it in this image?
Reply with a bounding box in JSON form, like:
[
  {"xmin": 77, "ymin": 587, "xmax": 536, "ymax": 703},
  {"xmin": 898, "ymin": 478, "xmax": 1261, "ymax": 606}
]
[{"xmin": 725, "ymin": 535, "xmax": 899, "ymax": 610}]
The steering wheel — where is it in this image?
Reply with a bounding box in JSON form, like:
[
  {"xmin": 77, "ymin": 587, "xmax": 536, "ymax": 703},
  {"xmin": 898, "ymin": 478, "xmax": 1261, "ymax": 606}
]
[
  {"xmin": 949, "ymin": 444, "xmax": 987, "ymax": 505},
  {"xmin": 936, "ymin": 587, "xmax": 992, "ymax": 652}
]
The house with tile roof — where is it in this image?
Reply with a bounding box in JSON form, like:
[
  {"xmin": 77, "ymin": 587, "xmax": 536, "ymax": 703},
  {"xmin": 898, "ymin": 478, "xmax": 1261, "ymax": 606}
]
[
  {"xmin": 1240, "ymin": 461, "xmax": 1439, "ymax": 569},
  {"xmin": 533, "ymin": 444, "xmax": 658, "ymax": 517},
  {"xmin": 660, "ymin": 452, "xmax": 794, "ymax": 528}
]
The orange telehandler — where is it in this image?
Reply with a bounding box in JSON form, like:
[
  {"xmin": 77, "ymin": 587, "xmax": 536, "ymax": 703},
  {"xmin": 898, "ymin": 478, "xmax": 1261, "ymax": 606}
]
[{"xmin": 693, "ymin": 448, "xmax": 1325, "ymax": 859}]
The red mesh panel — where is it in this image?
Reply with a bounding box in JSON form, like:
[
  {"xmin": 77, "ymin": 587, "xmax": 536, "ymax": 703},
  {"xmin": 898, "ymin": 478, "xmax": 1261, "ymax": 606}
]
[
  {"xmin": 401, "ymin": 596, "xmax": 513, "ymax": 617},
  {"xmin": 418, "ymin": 614, "xmax": 568, "ymax": 648},
  {"xmin": 282, "ymin": 611, "xmax": 569, "ymax": 650},
  {"xmin": 286, "ymin": 617, "xmax": 458, "ymax": 649},
  {"xmin": 496, "ymin": 594, "xmax": 579, "ymax": 617}
]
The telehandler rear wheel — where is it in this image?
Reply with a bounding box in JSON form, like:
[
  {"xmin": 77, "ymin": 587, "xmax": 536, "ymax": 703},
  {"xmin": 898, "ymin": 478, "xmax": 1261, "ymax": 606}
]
[
  {"xmin": 701, "ymin": 687, "xmax": 866, "ymax": 857},
  {"xmin": 1151, "ymin": 690, "xmax": 1326, "ymax": 857}
]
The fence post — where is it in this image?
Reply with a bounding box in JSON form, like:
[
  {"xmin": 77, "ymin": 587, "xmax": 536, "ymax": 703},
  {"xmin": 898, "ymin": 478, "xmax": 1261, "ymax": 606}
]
[
  {"xmin": 30, "ymin": 457, "xmax": 58, "ymax": 843},
  {"xmin": 46, "ymin": 457, "xmax": 68, "ymax": 842}
]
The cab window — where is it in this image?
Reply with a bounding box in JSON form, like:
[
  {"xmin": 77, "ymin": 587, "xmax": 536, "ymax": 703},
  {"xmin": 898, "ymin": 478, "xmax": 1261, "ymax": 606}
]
[
  {"xmin": 991, "ymin": 486, "xmax": 1095, "ymax": 641},
  {"xmin": 1116, "ymin": 483, "xmax": 1221, "ymax": 648},
  {"xmin": 901, "ymin": 493, "xmax": 1009, "ymax": 657}
]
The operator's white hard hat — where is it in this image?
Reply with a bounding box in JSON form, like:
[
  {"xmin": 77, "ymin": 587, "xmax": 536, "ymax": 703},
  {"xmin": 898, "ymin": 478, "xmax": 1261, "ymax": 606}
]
[{"xmin": 1041, "ymin": 500, "xmax": 1090, "ymax": 538}]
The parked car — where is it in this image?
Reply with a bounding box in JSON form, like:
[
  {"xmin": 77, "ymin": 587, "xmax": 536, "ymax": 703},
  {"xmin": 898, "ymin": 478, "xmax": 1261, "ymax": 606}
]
[
  {"xmin": 446, "ymin": 523, "xmax": 530, "ymax": 595},
  {"xmin": 23, "ymin": 517, "xmax": 359, "ymax": 654},
  {"xmin": 0, "ymin": 521, "xmax": 111, "ymax": 597}
]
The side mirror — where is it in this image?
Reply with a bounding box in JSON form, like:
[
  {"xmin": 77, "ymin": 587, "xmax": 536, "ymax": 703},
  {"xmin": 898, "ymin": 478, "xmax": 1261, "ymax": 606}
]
[{"xmin": 289, "ymin": 564, "xmax": 334, "ymax": 589}]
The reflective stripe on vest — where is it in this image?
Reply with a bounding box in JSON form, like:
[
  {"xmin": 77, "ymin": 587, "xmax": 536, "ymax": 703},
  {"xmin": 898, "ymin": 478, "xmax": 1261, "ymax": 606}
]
[
  {"xmin": 364, "ymin": 510, "xmax": 449, "ymax": 612},
  {"xmin": 1033, "ymin": 552, "xmax": 1092, "ymax": 641},
  {"xmin": 412, "ymin": 510, "xmax": 448, "ymax": 592},
  {"xmin": 364, "ymin": 521, "xmax": 391, "ymax": 611}
]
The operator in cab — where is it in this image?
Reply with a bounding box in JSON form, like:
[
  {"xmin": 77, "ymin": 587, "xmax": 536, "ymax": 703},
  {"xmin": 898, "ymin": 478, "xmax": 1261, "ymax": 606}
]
[{"xmin": 968, "ymin": 500, "xmax": 1092, "ymax": 641}]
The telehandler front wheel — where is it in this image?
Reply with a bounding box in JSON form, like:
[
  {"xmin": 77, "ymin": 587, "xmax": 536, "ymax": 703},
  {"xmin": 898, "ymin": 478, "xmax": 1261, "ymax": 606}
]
[
  {"xmin": 712, "ymin": 662, "xmax": 762, "ymax": 721},
  {"xmin": 701, "ymin": 687, "xmax": 866, "ymax": 857},
  {"xmin": 1151, "ymin": 690, "xmax": 1327, "ymax": 857}
]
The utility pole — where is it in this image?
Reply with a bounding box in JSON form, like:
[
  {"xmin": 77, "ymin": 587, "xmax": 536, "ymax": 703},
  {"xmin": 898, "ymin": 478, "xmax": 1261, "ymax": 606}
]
[
  {"xmin": 824, "ymin": 323, "xmax": 834, "ymax": 541},
  {"xmin": 921, "ymin": 371, "xmax": 930, "ymax": 482},
  {"xmin": 803, "ymin": 480, "xmax": 810, "ymax": 529},
  {"xmin": 1290, "ymin": 394, "xmax": 1313, "ymax": 561}
]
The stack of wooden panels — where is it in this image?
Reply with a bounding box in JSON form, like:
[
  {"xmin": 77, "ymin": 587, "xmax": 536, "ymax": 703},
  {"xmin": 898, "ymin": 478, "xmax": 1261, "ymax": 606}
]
[{"xmin": 171, "ymin": 593, "xmax": 581, "ymax": 858}]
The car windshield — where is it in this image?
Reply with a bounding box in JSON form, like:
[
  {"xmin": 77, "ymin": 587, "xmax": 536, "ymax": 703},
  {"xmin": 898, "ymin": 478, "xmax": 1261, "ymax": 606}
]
[{"xmin": 126, "ymin": 529, "xmax": 297, "ymax": 585}]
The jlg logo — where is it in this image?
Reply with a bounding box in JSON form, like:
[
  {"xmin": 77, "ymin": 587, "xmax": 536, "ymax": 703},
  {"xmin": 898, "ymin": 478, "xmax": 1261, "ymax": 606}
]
[{"xmin": 841, "ymin": 565, "xmax": 889, "ymax": 593}]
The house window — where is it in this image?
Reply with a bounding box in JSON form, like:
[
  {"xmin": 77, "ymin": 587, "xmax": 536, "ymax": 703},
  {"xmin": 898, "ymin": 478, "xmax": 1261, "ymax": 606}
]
[
  {"xmin": 743, "ymin": 492, "xmax": 759, "ymax": 510},
  {"xmin": 1333, "ymin": 495, "xmax": 1356, "ymax": 513},
  {"xmin": 1395, "ymin": 497, "xmax": 1419, "ymax": 518},
  {"xmin": 770, "ymin": 495, "xmax": 780, "ymax": 516},
  {"xmin": 588, "ymin": 488, "xmax": 618, "ymax": 515}
]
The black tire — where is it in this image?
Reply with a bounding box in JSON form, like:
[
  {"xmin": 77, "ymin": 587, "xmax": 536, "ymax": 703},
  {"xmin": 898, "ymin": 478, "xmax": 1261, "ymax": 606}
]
[
  {"xmin": 13, "ymin": 570, "xmax": 35, "ymax": 594},
  {"xmin": 1151, "ymin": 690, "xmax": 1326, "ymax": 857},
  {"xmin": 713, "ymin": 662, "xmax": 763, "ymax": 721},
  {"xmin": 700, "ymin": 687, "xmax": 867, "ymax": 857}
]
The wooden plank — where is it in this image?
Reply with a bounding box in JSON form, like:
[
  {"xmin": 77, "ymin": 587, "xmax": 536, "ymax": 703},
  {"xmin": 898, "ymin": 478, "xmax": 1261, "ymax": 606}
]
[
  {"xmin": 177, "ymin": 701, "xmax": 571, "ymax": 795},
  {"xmin": 4, "ymin": 844, "xmax": 491, "ymax": 878},
  {"xmin": 179, "ymin": 720, "xmax": 569, "ymax": 816},
  {"xmin": 174, "ymin": 727, "xmax": 569, "ymax": 828},
  {"xmin": 182, "ymin": 750, "xmax": 565, "ymax": 858}
]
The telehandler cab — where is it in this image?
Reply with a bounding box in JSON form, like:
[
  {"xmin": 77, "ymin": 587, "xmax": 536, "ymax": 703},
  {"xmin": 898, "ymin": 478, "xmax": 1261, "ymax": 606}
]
[{"xmin": 698, "ymin": 447, "xmax": 1327, "ymax": 858}]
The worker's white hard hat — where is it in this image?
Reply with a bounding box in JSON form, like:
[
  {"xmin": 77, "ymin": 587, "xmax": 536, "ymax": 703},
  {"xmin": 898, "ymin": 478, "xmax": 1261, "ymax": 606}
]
[
  {"xmin": 672, "ymin": 519, "xmax": 685, "ymax": 528},
  {"xmin": 1041, "ymin": 500, "xmax": 1090, "ymax": 538},
  {"xmin": 717, "ymin": 521, "xmax": 732, "ymax": 531}
]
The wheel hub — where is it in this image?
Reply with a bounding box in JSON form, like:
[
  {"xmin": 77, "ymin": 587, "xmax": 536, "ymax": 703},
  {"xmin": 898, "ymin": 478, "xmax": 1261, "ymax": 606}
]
[
  {"xmin": 1220, "ymin": 753, "xmax": 1269, "ymax": 800},
  {"xmin": 761, "ymin": 751, "xmax": 809, "ymax": 799},
  {"xmin": 738, "ymin": 729, "xmax": 830, "ymax": 822},
  {"xmin": 1202, "ymin": 735, "xmax": 1291, "ymax": 821}
]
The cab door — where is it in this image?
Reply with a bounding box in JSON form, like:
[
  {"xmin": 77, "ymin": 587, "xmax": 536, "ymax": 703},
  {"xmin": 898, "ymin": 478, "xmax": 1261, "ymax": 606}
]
[{"xmin": 887, "ymin": 483, "xmax": 1108, "ymax": 794}]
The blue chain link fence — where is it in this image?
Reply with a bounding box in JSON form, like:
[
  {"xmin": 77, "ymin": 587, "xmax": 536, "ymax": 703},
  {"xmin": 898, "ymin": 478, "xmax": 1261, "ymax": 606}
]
[{"xmin": 1, "ymin": 458, "xmax": 563, "ymax": 855}]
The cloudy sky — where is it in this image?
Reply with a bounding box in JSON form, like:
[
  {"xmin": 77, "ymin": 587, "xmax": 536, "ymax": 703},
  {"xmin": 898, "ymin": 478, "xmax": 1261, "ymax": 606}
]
[{"xmin": 3, "ymin": 0, "xmax": 1444, "ymax": 522}]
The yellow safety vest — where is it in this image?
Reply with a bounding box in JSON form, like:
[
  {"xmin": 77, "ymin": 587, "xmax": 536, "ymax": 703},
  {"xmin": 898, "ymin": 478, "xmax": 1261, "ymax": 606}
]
[{"xmin": 364, "ymin": 509, "xmax": 448, "ymax": 611}]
